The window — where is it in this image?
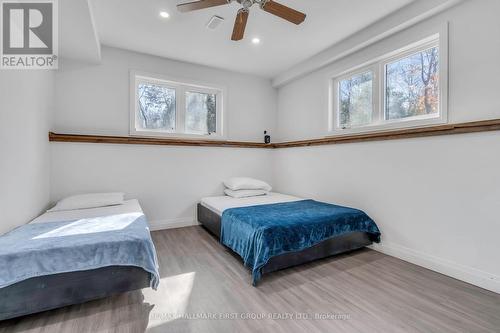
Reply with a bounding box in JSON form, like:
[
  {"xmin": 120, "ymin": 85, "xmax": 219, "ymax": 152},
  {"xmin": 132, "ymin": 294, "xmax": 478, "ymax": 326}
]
[
  {"xmin": 131, "ymin": 72, "xmax": 225, "ymax": 139},
  {"xmin": 137, "ymin": 83, "xmax": 176, "ymax": 132},
  {"xmin": 338, "ymin": 71, "xmax": 374, "ymax": 129},
  {"xmin": 185, "ymin": 91, "xmax": 217, "ymax": 135},
  {"xmin": 330, "ymin": 34, "xmax": 447, "ymax": 135},
  {"xmin": 385, "ymin": 46, "xmax": 439, "ymax": 121}
]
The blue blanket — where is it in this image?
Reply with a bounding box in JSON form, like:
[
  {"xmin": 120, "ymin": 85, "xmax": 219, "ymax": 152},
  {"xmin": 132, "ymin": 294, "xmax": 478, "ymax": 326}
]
[
  {"xmin": 0, "ymin": 212, "xmax": 160, "ymax": 289},
  {"xmin": 221, "ymin": 200, "xmax": 380, "ymax": 285}
]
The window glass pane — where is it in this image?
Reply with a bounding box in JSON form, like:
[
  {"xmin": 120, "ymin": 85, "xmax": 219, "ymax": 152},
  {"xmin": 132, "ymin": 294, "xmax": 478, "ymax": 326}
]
[
  {"xmin": 385, "ymin": 46, "xmax": 439, "ymax": 120},
  {"xmin": 338, "ymin": 71, "xmax": 373, "ymax": 129},
  {"xmin": 137, "ymin": 83, "xmax": 176, "ymax": 131},
  {"xmin": 185, "ymin": 91, "xmax": 217, "ymax": 135}
]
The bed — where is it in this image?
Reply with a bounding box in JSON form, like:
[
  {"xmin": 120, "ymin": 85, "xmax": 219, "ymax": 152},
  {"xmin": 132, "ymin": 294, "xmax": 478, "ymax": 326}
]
[
  {"xmin": 198, "ymin": 193, "xmax": 380, "ymax": 285},
  {"xmin": 0, "ymin": 199, "xmax": 159, "ymax": 321}
]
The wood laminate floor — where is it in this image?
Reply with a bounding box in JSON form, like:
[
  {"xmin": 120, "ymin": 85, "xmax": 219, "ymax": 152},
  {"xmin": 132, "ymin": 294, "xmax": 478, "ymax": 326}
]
[{"xmin": 1, "ymin": 226, "xmax": 499, "ymax": 333}]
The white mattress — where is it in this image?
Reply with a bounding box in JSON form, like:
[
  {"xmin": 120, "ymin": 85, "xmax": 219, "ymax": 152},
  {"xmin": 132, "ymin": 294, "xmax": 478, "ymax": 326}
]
[
  {"xmin": 31, "ymin": 199, "xmax": 144, "ymax": 224},
  {"xmin": 200, "ymin": 192, "xmax": 302, "ymax": 216}
]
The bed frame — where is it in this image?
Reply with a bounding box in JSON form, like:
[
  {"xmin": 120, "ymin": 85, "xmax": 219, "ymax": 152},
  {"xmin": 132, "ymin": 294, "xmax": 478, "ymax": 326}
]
[
  {"xmin": 0, "ymin": 266, "xmax": 151, "ymax": 321},
  {"xmin": 197, "ymin": 203, "xmax": 373, "ymax": 278}
]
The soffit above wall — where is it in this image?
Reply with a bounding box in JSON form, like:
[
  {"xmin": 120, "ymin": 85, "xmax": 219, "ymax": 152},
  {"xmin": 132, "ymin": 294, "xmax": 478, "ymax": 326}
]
[
  {"xmin": 59, "ymin": 0, "xmax": 101, "ymax": 64},
  {"xmin": 272, "ymin": 0, "xmax": 465, "ymax": 87}
]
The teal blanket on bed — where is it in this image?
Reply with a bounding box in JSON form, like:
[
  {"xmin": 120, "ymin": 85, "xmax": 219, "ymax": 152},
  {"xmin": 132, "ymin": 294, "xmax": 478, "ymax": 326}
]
[
  {"xmin": 0, "ymin": 213, "xmax": 160, "ymax": 289},
  {"xmin": 221, "ymin": 200, "xmax": 380, "ymax": 286}
]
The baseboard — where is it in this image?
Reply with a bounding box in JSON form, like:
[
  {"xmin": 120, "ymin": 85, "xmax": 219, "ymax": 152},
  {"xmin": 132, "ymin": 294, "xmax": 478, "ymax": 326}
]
[
  {"xmin": 149, "ymin": 217, "xmax": 199, "ymax": 231},
  {"xmin": 370, "ymin": 242, "xmax": 500, "ymax": 294}
]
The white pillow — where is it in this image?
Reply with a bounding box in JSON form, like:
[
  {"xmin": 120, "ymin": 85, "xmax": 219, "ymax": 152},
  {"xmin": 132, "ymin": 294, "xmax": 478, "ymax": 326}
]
[
  {"xmin": 47, "ymin": 192, "xmax": 125, "ymax": 212},
  {"xmin": 224, "ymin": 177, "xmax": 272, "ymax": 192},
  {"xmin": 224, "ymin": 189, "xmax": 269, "ymax": 198}
]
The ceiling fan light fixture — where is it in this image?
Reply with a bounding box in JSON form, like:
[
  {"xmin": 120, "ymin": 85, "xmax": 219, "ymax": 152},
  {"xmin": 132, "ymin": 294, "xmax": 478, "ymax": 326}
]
[{"xmin": 240, "ymin": 0, "xmax": 254, "ymax": 9}]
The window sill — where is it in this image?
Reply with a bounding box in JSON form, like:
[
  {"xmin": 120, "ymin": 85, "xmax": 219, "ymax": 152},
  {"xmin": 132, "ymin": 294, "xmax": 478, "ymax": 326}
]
[
  {"xmin": 329, "ymin": 115, "xmax": 447, "ymax": 137},
  {"xmin": 130, "ymin": 130, "xmax": 227, "ymax": 141}
]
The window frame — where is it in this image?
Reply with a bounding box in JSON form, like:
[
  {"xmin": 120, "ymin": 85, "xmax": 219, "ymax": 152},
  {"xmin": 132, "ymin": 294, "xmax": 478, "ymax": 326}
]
[
  {"xmin": 130, "ymin": 71, "xmax": 227, "ymax": 140},
  {"xmin": 328, "ymin": 31, "xmax": 448, "ymax": 136}
]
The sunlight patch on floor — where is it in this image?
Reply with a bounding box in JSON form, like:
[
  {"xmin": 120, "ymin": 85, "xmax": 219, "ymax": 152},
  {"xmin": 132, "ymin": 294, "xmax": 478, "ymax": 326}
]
[{"xmin": 144, "ymin": 272, "xmax": 196, "ymax": 327}]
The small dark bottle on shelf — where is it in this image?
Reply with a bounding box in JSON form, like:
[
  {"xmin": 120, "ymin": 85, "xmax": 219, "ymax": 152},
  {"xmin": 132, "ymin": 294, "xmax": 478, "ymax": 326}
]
[{"xmin": 264, "ymin": 131, "xmax": 271, "ymax": 144}]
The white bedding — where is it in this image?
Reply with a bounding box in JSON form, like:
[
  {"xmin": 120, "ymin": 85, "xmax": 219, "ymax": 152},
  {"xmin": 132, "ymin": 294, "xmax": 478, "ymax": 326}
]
[
  {"xmin": 200, "ymin": 192, "xmax": 302, "ymax": 216},
  {"xmin": 31, "ymin": 199, "xmax": 144, "ymax": 224}
]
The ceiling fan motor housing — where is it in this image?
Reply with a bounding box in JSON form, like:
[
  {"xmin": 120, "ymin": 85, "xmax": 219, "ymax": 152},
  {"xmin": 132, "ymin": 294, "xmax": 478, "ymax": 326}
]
[{"xmin": 237, "ymin": 0, "xmax": 255, "ymax": 9}]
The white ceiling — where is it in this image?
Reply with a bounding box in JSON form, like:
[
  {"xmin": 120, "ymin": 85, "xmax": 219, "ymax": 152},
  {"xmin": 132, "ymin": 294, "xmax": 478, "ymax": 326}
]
[{"xmin": 90, "ymin": 0, "xmax": 414, "ymax": 78}]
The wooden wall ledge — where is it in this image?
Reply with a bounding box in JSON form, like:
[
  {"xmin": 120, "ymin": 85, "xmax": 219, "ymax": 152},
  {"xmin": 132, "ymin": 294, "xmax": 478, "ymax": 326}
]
[
  {"xmin": 48, "ymin": 132, "xmax": 272, "ymax": 149},
  {"xmin": 49, "ymin": 118, "xmax": 500, "ymax": 149},
  {"xmin": 273, "ymin": 118, "xmax": 500, "ymax": 148}
]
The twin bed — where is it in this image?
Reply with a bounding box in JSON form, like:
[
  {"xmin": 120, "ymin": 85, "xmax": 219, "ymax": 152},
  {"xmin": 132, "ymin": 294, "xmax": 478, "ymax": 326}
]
[
  {"xmin": 0, "ymin": 200, "xmax": 159, "ymax": 321},
  {"xmin": 199, "ymin": 192, "xmax": 381, "ymax": 285}
]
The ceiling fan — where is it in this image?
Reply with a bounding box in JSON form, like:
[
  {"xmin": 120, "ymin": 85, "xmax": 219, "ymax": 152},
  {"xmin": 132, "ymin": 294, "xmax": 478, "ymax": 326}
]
[{"xmin": 177, "ymin": 0, "xmax": 306, "ymax": 41}]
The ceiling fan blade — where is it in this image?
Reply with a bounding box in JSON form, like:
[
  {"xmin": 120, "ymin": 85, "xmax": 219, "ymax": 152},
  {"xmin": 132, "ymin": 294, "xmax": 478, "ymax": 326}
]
[
  {"xmin": 177, "ymin": 0, "xmax": 229, "ymax": 13},
  {"xmin": 261, "ymin": 0, "xmax": 306, "ymax": 25},
  {"xmin": 231, "ymin": 9, "xmax": 249, "ymax": 41}
]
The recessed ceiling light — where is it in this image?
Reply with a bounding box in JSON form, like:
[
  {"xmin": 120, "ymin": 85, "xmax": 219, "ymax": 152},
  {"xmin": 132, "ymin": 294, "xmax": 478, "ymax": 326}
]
[
  {"xmin": 252, "ymin": 37, "xmax": 260, "ymax": 45},
  {"xmin": 159, "ymin": 11, "xmax": 170, "ymax": 18}
]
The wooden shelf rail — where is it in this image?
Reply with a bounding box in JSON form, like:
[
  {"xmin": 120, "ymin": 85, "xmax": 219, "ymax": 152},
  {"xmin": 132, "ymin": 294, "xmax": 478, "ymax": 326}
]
[
  {"xmin": 49, "ymin": 118, "xmax": 500, "ymax": 149},
  {"xmin": 48, "ymin": 132, "xmax": 272, "ymax": 149}
]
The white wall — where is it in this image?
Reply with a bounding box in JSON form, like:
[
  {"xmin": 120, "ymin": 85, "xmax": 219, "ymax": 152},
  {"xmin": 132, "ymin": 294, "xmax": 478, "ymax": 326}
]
[
  {"xmin": 0, "ymin": 71, "xmax": 54, "ymax": 235},
  {"xmin": 51, "ymin": 143, "xmax": 273, "ymax": 229},
  {"xmin": 54, "ymin": 46, "xmax": 277, "ymax": 141},
  {"xmin": 52, "ymin": 47, "xmax": 277, "ymax": 228},
  {"xmin": 274, "ymin": 0, "xmax": 500, "ymax": 293}
]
